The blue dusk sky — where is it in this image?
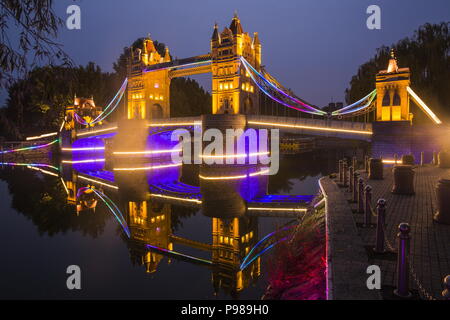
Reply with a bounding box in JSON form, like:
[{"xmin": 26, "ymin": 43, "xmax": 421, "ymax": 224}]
[{"xmin": 2, "ymin": 0, "xmax": 450, "ymax": 107}]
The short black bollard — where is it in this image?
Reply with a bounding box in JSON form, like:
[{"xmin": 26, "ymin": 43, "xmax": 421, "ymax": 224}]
[
  {"xmin": 394, "ymin": 223, "xmax": 412, "ymax": 298},
  {"xmin": 338, "ymin": 160, "xmax": 343, "ymax": 184},
  {"xmin": 343, "ymin": 161, "xmax": 348, "ymax": 187},
  {"xmin": 369, "ymin": 158, "xmax": 383, "ymax": 180},
  {"xmin": 363, "ymin": 185, "xmax": 372, "ymax": 226},
  {"xmin": 358, "ymin": 178, "xmax": 364, "ymax": 213},
  {"xmin": 373, "ymin": 199, "xmax": 386, "ymax": 253},
  {"xmin": 434, "ymin": 178, "xmax": 450, "ymax": 225},
  {"xmin": 352, "ymin": 156, "xmax": 357, "ymax": 171},
  {"xmin": 352, "ymin": 172, "xmax": 359, "ymax": 202},
  {"xmin": 392, "ymin": 165, "xmax": 415, "ymax": 195},
  {"xmin": 420, "ymin": 151, "xmax": 424, "ymax": 166},
  {"xmin": 433, "ymin": 151, "xmax": 438, "ymax": 165},
  {"xmin": 442, "ymin": 275, "xmax": 450, "ymax": 300}
]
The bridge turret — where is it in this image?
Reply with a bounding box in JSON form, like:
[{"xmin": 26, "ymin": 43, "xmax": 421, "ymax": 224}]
[
  {"xmin": 375, "ymin": 49, "xmax": 411, "ymax": 121},
  {"xmin": 127, "ymin": 36, "xmax": 171, "ymax": 120},
  {"xmin": 211, "ymin": 14, "xmax": 260, "ymax": 114}
]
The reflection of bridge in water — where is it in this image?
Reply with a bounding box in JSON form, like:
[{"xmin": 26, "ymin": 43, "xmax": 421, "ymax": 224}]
[{"xmin": 54, "ymin": 150, "xmax": 316, "ymax": 297}]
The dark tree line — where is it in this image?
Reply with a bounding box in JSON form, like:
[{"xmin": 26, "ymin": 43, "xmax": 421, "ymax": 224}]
[
  {"xmin": 0, "ymin": 37, "xmax": 211, "ymax": 140},
  {"xmin": 345, "ymin": 22, "xmax": 450, "ymax": 124}
]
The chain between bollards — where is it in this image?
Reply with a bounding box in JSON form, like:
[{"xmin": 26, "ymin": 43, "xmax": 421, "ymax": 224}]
[{"xmin": 357, "ymin": 178, "xmax": 364, "ymax": 213}]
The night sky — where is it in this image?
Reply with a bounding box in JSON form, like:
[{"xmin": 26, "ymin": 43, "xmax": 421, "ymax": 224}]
[{"xmin": 2, "ymin": 0, "xmax": 450, "ymax": 107}]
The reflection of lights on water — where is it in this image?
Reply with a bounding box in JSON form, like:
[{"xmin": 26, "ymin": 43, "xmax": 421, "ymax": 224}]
[
  {"xmin": 199, "ymin": 151, "xmax": 269, "ymax": 159},
  {"xmin": 113, "ymin": 149, "xmax": 181, "ymax": 155},
  {"xmin": 76, "ymin": 126, "xmax": 118, "ymax": 137},
  {"xmin": 60, "ymin": 178, "xmax": 70, "ymax": 195},
  {"xmin": 145, "ymin": 244, "xmax": 212, "ymax": 265},
  {"xmin": 148, "ymin": 122, "xmax": 200, "ymax": 127},
  {"xmin": 247, "ymin": 207, "xmax": 307, "ymax": 212},
  {"xmin": 62, "ymin": 159, "xmax": 105, "ymax": 164},
  {"xmin": 240, "ymin": 224, "xmax": 297, "ymax": 271},
  {"xmin": 199, "ymin": 168, "xmax": 269, "ymax": 180},
  {"xmin": 0, "ymin": 139, "xmax": 58, "ymax": 154},
  {"xmin": 113, "ymin": 163, "xmax": 181, "ymax": 171},
  {"xmin": 28, "ymin": 166, "xmax": 59, "ymax": 177},
  {"xmin": 61, "ymin": 147, "xmax": 105, "ymax": 152},
  {"xmin": 150, "ymin": 193, "xmax": 202, "ymax": 204},
  {"xmin": 78, "ymin": 187, "xmax": 130, "ymax": 238},
  {"xmin": 78, "ymin": 175, "xmax": 118, "ymax": 190}
]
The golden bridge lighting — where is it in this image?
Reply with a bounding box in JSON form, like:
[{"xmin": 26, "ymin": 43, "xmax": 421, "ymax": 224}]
[
  {"xmin": 27, "ymin": 166, "xmax": 59, "ymax": 177},
  {"xmin": 199, "ymin": 151, "xmax": 269, "ymax": 159},
  {"xmin": 247, "ymin": 207, "xmax": 308, "ymax": 212},
  {"xmin": 149, "ymin": 193, "xmax": 202, "ymax": 204},
  {"xmin": 62, "ymin": 147, "xmax": 105, "ymax": 152},
  {"xmin": 113, "ymin": 163, "xmax": 182, "ymax": 171},
  {"xmin": 62, "ymin": 159, "xmax": 105, "ymax": 164},
  {"xmin": 76, "ymin": 127, "xmax": 118, "ymax": 137},
  {"xmin": 26, "ymin": 132, "xmax": 58, "ymax": 141},
  {"xmin": 407, "ymin": 86, "xmax": 442, "ymax": 124},
  {"xmin": 247, "ymin": 121, "xmax": 373, "ymax": 135},
  {"xmin": 148, "ymin": 122, "xmax": 199, "ymax": 127},
  {"xmin": 113, "ymin": 149, "xmax": 181, "ymax": 155},
  {"xmin": 78, "ymin": 175, "xmax": 119, "ymax": 190},
  {"xmin": 199, "ymin": 168, "xmax": 269, "ymax": 180}
]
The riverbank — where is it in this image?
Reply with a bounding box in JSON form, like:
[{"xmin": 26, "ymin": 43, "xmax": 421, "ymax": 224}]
[{"xmin": 321, "ymin": 162, "xmax": 450, "ymax": 300}]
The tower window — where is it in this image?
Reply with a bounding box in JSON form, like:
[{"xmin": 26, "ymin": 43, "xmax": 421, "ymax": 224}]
[
  {"xmin": 392, "ymin": 92, "xmax": 401, "ymax": 106},
  {"xmin": 382, "ymin": 91, "xmax": 391, "ymax": 106}
]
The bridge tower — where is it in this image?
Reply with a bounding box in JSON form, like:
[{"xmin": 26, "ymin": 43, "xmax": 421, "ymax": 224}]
[
  {"xmin": 375, "ymin": 50, "xmax": 411, "ymax": 121},
  {"xmin": 210, "ymin": 14, "xmax": 261, "ymax": 114},
  {"xmin": 127, "ymin": 201, "xmax": 172, "ymax": 273},
  {"xmin": 211, "ymin": 217, "xmax": 260, "ymax": 296},
  {"xmin": 127, "ymin": 37, "xmax": 171, "ymax": 120}
]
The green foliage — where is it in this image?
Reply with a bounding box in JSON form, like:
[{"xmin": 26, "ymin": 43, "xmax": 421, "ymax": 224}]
[
  {"xmin": 345, "ymin": 22, "xmax": 450, "ymax": 124},
  {"xmin": 0, "ymin": 0, "xmax": 71, "ymax": 87},
  {"xmin": 3, "ymin": 63, "xmax": 120, "ymax": 137},
  {"xmin": 171, "ymin": 77, "xmax": 211, "ymax": 117}
]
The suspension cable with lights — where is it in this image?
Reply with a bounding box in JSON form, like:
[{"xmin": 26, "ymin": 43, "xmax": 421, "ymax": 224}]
[
  {"xmin": 74, "ymin": 78, "xmax": 128, "ymax": 126},
  {"xmin": 240, "ymin": 57, "xmax": 327, "ymax": 115},
  {"xmin": 77, "ymin": 186, "xmax": 131, "ymax": 238},
  {"xmin": 0, "ymin": 139, "xmax": 58, "ymax": 154}
]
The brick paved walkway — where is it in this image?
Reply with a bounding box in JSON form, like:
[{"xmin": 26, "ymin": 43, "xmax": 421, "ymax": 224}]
[{"xmin": 339, "ymin": 165, "xmax": 450, "ymax": 299}]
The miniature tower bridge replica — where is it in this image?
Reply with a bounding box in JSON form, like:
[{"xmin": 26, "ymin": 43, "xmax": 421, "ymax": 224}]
[{"xmin": 57, "ymin": 14, "xmax": 443, "ymax": 161}]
